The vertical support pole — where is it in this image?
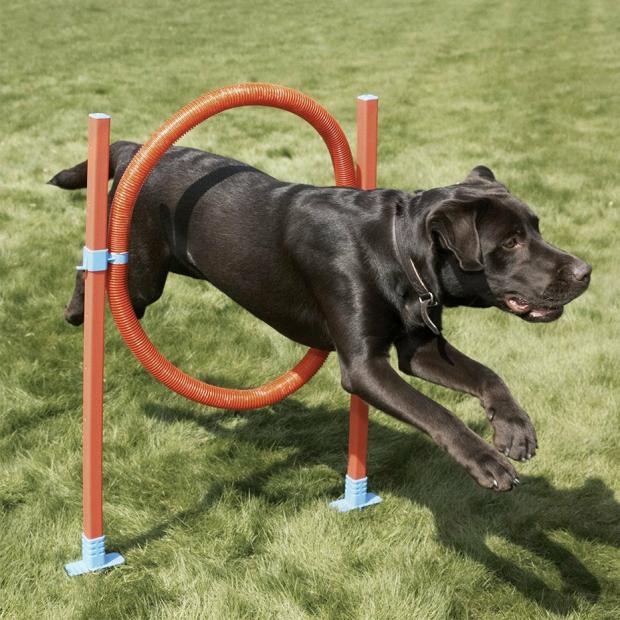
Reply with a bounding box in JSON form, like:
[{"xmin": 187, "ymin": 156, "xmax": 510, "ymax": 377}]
[
  {"xmin": 330, "ymin": 95, "xmax": 382, "ymax": 512},
  {"xmin": 83, "ymin": 113, "xmax": 109, "ymax": 542},
  {"xmin": 65, "ymin": 113, "xmax": 125, "ymax": 576},
  {"xmin": 355, "ymin": 94, "xmax": 378, "ymax": 190}
]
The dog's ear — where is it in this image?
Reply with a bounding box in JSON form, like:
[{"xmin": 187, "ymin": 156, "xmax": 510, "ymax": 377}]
[
  {"xmin": 464, "ymin": 165, "xmax": 496, "ymax": 183},
  {"xmin": 427, "ymin": 201, "xmax": 484, "ymax": 271}
]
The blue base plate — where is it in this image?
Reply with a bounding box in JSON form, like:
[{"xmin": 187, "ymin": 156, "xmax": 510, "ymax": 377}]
[
  {"xmin": 65, "ymin": 552, "xmax": 125, "ymax": 576},
  {"xmin": 329, "ymin": 475, "xmax": 382, "ymax": 512},
  {"xmin": 330, "ymin": 492, "xmax": 382, "ymax": 512}
]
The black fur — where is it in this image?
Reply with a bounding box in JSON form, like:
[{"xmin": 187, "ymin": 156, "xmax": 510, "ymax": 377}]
[{"xmin": 51, "ymin": 143, "xmax": 591, "ymax": 491}]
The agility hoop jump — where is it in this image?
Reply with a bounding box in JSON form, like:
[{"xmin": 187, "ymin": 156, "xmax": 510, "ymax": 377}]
[{"xmin": 66, "ymin": 83, "xmax": 381, "ymax": 575}]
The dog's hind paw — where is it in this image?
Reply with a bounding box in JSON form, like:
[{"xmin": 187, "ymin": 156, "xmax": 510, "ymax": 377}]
[{"xmin": 64, "ymin": 305, "xmax": 84, "ymax": 326}]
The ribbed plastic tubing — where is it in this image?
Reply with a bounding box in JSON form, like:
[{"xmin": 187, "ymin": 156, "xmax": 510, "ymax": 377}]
[{"xmin": 107, "ymin": 83, "xmax": 356, "ymax": 409}]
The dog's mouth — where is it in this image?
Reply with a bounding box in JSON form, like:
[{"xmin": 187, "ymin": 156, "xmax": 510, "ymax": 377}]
[{"xmin": 503, "ymin": 295, "xmax": 564, "ymax": 323}]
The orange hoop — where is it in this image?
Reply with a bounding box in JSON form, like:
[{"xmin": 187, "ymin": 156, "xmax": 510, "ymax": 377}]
[{"xmin": 107, "ymin": 83, "xmax": 356, "ymax": 409}]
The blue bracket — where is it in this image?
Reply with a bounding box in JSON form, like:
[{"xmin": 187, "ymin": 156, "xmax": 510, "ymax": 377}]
[
  {"xmin": 64, "ymin": 534, "xmax": 125, "ymax": 576},
  {"xmin": 108, "ymin": 251, "xmax": 129, "ymax": 265},
  {"xmin": 77, "ymin": 247, "xmax": 128, "ymax": 271},
  {"xmin": 329, "ymin": 475, "xmax": 382, "ymax": 512}
]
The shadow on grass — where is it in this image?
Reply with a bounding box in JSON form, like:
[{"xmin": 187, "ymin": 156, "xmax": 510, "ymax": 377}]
[{"xmin": 124, "ymin": 396, "xmax": 618, "ymax": 616}]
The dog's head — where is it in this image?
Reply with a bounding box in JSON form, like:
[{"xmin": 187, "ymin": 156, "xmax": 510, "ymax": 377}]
[{"xmin": 420, "ymin": 166, "xmax": 591, "ymax": 322}]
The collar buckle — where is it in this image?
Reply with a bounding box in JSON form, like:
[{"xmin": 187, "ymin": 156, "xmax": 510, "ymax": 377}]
[
  {"xmin": 418, "ymin": 291, "xmax": 437, "ymax": 307},
  {"xmin": 418, "ymin": 292, "xmax": 440, "ymax": 335}
]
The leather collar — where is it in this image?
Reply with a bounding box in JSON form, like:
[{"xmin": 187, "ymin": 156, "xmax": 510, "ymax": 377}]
[{"xmin": 391, "ymin": 206, "xmax": 441, "ymax": 334}]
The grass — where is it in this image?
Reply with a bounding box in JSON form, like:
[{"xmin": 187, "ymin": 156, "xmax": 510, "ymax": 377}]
[{"xmin": 1, "ymin": 0, "xmax": 619, "ymax": 618}]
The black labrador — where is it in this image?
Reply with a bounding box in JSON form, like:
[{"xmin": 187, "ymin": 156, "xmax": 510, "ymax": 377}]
[{"xmin": 50, "ymin": 142, "xmax": 591, "ymax": 491}]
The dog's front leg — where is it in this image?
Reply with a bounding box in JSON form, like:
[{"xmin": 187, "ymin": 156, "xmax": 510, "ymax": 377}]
[
  {"xmin": 394, "ymin": 330, "xmax": 537, "ymax": 462},
  {"xmin": 338, "ymin": 352, "xmax": 520, "ymax": 491}
]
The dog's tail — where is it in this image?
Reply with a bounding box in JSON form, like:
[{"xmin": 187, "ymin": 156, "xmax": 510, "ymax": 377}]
[{"xmin": 47, "ymin": 140, "xmax": 139, "ymax": 190}]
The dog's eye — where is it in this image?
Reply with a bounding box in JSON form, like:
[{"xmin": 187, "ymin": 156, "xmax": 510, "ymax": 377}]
[{"xmin": 502, "ymin": 237, "xmax": 519, "ymax": 249}]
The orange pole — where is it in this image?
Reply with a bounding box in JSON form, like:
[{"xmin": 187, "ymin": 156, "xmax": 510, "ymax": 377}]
[
  {"xmin": 347, "ymin": 95, "xmax": 378, "ymax": 481},
  {"xmin": 355, "ymin": 95, "xmax": 378, "ymax": 190},
  {"xmin": 82, "ymin": 113, "xmax": 110, "ymax": 539},
  {"xmin": 347, "ymin": 395, "xmax": 370, "ymax": 479},
  {"xmin": 66, "ymin": 114, "xmax": 125, "ymax": 575}
]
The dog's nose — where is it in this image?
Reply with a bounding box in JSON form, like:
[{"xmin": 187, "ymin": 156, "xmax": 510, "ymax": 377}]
[{"xmin": 571, "ymin": 261, "xmax": 592, "ymax": 283}]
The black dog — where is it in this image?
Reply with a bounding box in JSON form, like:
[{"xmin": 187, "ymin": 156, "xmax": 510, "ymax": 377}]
[{"xmin": 50, "ymin": 142, "xmax": 591, "ymax": 491}]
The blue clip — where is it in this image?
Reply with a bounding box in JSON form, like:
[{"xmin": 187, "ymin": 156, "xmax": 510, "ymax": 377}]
[
  {"xmin": 77, "ymin": 247, "xmax": 108, "ymax": 272},
  {"xmin": 108, "ymin": 252, "xmax": 128, "ymax": 265},
  {"xmin": 77, "ymin": 248, "xmax": 129, "ymax": 271}
]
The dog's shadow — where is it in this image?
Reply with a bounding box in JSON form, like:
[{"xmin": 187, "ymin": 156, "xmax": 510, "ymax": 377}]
[{"xmin": 120, "ymin": 395, "xmax": 618, "ymax": 616}]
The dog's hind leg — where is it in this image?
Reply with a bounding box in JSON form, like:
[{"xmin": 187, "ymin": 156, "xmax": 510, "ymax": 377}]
[
  {"xmin": 64, "ymin": 269, "xmax": 86, "ymax": 325},
  {"xmin": 125, "ymin": 249, "xmax": 169, "ymax": 321},
  {"xmin": 63, "ymin": 254, "xmax": 168, "ymax": 326},
  {"xmin": 64, "ymin": 182, "xmax": 170, "ymax": 327}
]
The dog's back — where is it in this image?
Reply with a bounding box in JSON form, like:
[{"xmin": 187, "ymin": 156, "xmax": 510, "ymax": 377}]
[{"xmin": 50, "ymin": 143, "xmax": 342, "ymax": 348}]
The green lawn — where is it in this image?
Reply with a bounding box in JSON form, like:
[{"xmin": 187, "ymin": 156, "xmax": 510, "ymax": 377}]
[{"xmin": 1, "ymin": 1, "xmax": 619, "ymax": 618}]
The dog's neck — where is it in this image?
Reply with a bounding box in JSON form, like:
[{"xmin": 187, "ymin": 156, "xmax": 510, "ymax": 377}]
[{"xmin": 391, "ymin": 201, "xmax": 441, "ymax": 334}]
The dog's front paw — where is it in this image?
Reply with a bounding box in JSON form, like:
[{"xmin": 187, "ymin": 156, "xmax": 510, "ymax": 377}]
[
  {"xmin": 449, "ymin": 428, "xmax": 520, "ymax": 491},
  {"xmin": 462, "ymin": 441, "xmax": 520, "ymax": 491},
  {"xmin": 488, "ymin": 403, "xmax": 537, "ymax": 462}
]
